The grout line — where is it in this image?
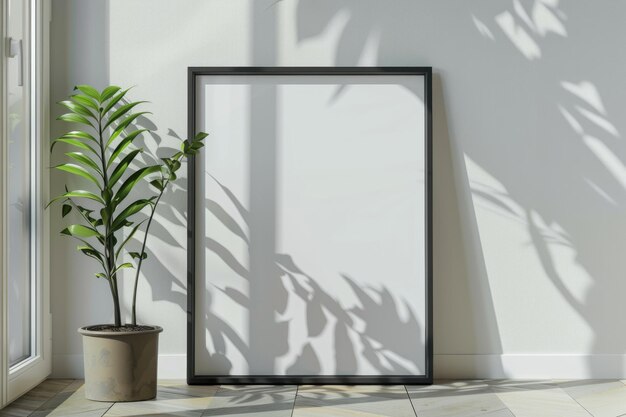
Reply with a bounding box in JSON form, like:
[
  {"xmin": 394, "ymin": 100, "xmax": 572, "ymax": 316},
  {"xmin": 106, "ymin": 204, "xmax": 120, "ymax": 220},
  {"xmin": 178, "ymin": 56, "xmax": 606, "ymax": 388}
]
[
  {"xmin": 199, "ymin": 383, "xmax": 225, "ymax": 415},
  {"xmin": 99, "ymin": 401, "xmax": 116, "ymax": 417},
  {"xmin": 486, "ymin": 383, "xmax": 517, "ymax": 417},
  {"xmin": 21, "ymin": 378, "xmax": 77, "ymax": 417},
  {"xmin": 404, "ymin": 385, "xmax": 419, "ymax": 417},
  {"xmin": 290, "ymin": 385, "xmax": 299, "ymax": 417},
  {"xmin": 562, "ymin": 388, "xmax": 594, "ymax": 417}
]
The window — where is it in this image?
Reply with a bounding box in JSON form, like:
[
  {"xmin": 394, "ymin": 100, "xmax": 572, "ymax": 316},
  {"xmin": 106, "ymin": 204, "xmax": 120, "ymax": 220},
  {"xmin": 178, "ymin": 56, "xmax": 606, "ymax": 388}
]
[{"xmin": 1, "ymin": 0, "xmax": 49, "ymax": 406}]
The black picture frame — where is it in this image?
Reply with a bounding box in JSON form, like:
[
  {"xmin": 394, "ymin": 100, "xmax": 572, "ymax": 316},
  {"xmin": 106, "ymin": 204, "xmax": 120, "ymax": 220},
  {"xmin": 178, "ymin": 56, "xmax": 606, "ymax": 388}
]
[{"xmin": 187, "ymin": 67, "xmax": 433, "ymax": 385}]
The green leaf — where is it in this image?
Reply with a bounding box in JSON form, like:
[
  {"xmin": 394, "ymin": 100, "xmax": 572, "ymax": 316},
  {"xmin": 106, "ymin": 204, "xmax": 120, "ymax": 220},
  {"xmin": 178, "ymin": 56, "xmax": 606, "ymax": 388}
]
[
  {"xmin": 100, "ymin": 86, "xmax": 121, "ymax": 102},
  {"xmin": 95, "ymin": 272, "xmax": 107, "ymax": 279},
  {"xmin": 48, "ymin": 190, "xmax": 105, "ymax": 207},
  {"xmin": 102, "ymin": 88, "xmax": 130, "ymax": 115},
  {"xmin": 161, "ymin": 157, "xmax": 180, "ymax": 170},
  {"xmin": 107, "ymin": 129, "xmax": 148, "ymax": 168},
  {"xmin": 150, "ymin": 179, "xmax": 164, "ymax": 191},
  {"xmin": 162, "ymin": 157, "xmax": 181, "ymax": 180},
  {"xmin": 57, "ymin": 113, "xmax": 93, "ymax": 127},
  {"xmin": 75, "ymin": 204, "xmax": 94, "ymax": 217},
  {"xmin": 54, "ymin": 163, "xmax": 101, "ymax": 188},
  {"xmin": 77, "ymin": 245, "xmax": 104, "ymax": 262},
  {"xmin": 191, "ymin": 141, "xmax": 205, "ymax": 150},
  {"xmin": 111, "ymin": 199, "xmax": 154, "ymax": 231},
  {"xmin": 62, "ymin": 130, "xmax": 98, "ymax": 143},
  {"xmin": 59, "ymin": 100, "xmax": 96, "ymax": 119},
  {"xmin": 51, "ymin": 138, "xmax": 98, "ymax": 155},
  {"xmin": 114, "ymin": 220, "xmax": 145, "ymax": 258},
  {"xmin": 112, "ymin": 263, "xmax": 134, "ymax": 276},
  {"xmin": 62, "ymin": 204, "xmax": 72, "ymax": 217},
  {"xmin": 65, "ymin": 152, "xmax": 103, "ymax": 176},
  {"xmin": 69, "ymin": 205, "xmax": 101, "ymax": 230},
  {"xmin": 109, "ymin": 149, "xmax": 142, "ymax": 185},
  {"xmin": 108, "ymin": 234, "xmax": 118, "ymax": 247},
  {"xmin": 61, "ymin": 224, "xmax": 101, "ymax": 238},
  {"xmin": 75, "ymin": 85, "xmax": 101, "ymax": 102},
  {"xmin": 104, "ymin": 101, "xmax": 146, "ymax": 130},
  {"xmin": 195, "ymin": 132, "xmax": 209, "ymax": 140},
  {"xmin": 100, "ymin": 207, "xmax": 110, "ymax": 226},
  {"xmin": 80, "ymin": 250, "xmax": 106, "ymax": 270},
  {"xmin": 101, "ymin": 188, "xmax": 112, "ymax": 203},
  {"xmin": 112, "ymin": 166, "xmax": 160, "ymax": 208},
  {"xmin": 129, "ymin": 251, "xmax": 148, "ymax": 260},
  {"xmin": 74, "ymin": 236, "xmax": 100, "ymax": 250},
  {"xmin": 106, "ymin": 112, "xmax": 151, "ymax": 147},
  {"xmin": 71, "ymin": 94, "xmax": 99, "ymax": 112}
]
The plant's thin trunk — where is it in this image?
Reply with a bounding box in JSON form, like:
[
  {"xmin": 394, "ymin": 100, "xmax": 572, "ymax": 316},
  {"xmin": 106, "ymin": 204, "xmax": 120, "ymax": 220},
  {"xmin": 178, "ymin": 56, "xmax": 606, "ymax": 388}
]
[
  {"xmin": 109, "ymin": 255, "xmax": 121, "ymax": 326},
  {"xmin": 109, "ymin": 280, "xmax": 121, "ymax": 326},
  {"xmin": 97, "ymin": 113, "xmax": 122, "ymax": 327}
]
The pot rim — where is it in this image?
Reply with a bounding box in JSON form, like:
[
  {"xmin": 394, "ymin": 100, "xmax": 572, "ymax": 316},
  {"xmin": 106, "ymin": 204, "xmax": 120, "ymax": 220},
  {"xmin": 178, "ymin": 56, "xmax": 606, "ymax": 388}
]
[{"xmin": 78, "ymin": 324, "xmax": 163, "ymax": 337}]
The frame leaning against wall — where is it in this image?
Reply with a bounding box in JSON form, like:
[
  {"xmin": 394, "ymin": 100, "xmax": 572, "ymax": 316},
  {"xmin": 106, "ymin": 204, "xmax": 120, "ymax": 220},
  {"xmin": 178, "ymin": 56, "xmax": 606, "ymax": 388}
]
[{"xmin": 187, "ymin": 67, "xmax": 433, "ymax": 385}]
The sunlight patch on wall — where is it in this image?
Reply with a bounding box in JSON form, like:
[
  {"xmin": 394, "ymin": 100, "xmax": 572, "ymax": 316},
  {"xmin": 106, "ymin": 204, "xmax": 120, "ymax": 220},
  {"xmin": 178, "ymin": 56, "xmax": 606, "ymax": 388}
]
[
  {"xmin": 583, "ymin": 136, "xmax": 626, "ymax": 190},
  {"xmin": 496, "ymin": 11, "xmax": 542, "ymax": 60},
  {"xmin": 472, "ymin": 14, "xmax": 495, "ymax": 41},
  {"xmin": 561, "ymin": 81, "xmax": 606, "ymax": 115},
  {"xmin": 478, "ymin": 0, "xmax": 567, "ymax": 60},
  {"xmin": 356, "ymin": 28, "xmax": 381, "ymax": 66}
]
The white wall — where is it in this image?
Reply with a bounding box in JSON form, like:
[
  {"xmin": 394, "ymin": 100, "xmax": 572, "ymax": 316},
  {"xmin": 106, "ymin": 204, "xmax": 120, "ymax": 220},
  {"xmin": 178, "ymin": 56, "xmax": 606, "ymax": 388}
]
[{"xmin": 50, "ymin": 0, "xmax": 626, "ymax": 379}]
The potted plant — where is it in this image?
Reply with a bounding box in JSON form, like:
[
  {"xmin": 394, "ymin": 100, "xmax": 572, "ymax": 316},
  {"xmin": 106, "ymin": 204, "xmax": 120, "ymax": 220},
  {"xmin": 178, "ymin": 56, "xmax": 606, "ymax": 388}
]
[{"xmin": 49, "ymin": 85, "xmax": 206, "ymax": 401}]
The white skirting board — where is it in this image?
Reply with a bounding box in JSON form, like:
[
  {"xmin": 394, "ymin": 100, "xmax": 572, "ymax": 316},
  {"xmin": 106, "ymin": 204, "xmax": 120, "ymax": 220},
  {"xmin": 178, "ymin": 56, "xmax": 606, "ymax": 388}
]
[
  {"xmin": 434, "ymin": 354, "xmax": 626, "ymax": 379},
  {"xmin": 51, "ymin": 354, "xmax": 626, "ymax": 380}
]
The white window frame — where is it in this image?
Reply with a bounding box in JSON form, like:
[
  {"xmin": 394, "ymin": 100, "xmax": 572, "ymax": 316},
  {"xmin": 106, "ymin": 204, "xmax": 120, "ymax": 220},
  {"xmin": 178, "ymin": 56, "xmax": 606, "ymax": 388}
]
[{"xmin": 0, "ymin": 0, "xmax": 50, "ymax": 407}]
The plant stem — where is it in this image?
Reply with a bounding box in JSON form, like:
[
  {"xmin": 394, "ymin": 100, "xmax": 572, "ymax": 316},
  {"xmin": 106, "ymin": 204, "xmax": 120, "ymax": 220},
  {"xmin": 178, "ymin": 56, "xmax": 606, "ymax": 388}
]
[
  {"xmin": 130, "ymin": 151, "xmax": 186, "ymax": 325},
  {"xmin": 131, "ymin": 182, "xmax": 167, "ymax": 326},
  {"xmin": 97, "ymin": 111, "xmax": 122, "ymax": 327}
]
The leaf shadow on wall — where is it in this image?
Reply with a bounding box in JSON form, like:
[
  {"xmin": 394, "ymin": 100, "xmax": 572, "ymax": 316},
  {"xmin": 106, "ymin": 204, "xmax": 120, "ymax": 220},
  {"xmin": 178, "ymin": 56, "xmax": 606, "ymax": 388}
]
[
  {"xmin": 198, "ymin": 174, "xmax": 425, "ymax": 376},
  {"xmin": 293, "ymin": 0, "xmax": 626, "ymax": 379},
  {"xmin": 115, "ymin": 93, "xmax": 427, "ymax": 378},
  {"xmin": 118, "ymin": 115, "xmax": 190, "ymax": 319},
  {"xmin": 295, "ymin": 0, "xmax": 504, "ymax": 372}
]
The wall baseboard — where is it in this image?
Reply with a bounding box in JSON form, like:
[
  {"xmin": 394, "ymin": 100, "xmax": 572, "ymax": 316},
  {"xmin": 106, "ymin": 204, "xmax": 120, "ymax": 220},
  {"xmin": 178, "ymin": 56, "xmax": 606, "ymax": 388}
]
[
  {"xmin": 435, "ymin": 354, "xmax": 626, "ymax": 379},
  {"xmin": 52, "ymin": 353, "xmax": 626, "ymax": 380}
]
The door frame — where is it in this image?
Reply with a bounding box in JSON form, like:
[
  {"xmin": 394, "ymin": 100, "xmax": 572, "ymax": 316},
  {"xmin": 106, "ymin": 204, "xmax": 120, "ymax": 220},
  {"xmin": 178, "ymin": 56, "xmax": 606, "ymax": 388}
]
[{"xmin": 0, "ymin": 0, "xmax": 50, "ymax": 406}]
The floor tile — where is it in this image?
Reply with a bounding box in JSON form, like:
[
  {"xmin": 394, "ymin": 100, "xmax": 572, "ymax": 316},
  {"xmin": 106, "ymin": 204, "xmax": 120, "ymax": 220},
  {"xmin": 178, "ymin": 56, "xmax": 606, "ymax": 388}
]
[
  {"xmin": 0, "ymin": 379, "xmax": 74, "ymax": 417},
  {"xmin": 201, "ymin": 385, "xmax": 297, "ymax": 416},
  {"xmin": 104, "ymin": 390, "xmax": 213, "ymax": 417},
  {"xmin": 45, "ymin": 385, "xmax": 113, "ymax": 417},
  {"xmin": 559, "ymin": 380, "xmax": 626, "ymax": 417},
  {"xmin": 480, "ymin": 411, "xmax": 515, "ymax": 417},
  {"xmin": 31, "ymin": 389, "xmax": 85, "ymax": 417},
  {"xmin": 294, "ymin": 385, "xmax": 415, "ymax": 417},
  {"xmin": 490, "ymin": 381, "xmax": 591, "ymax": 417},
  {"xmin": 407, "ymin": 381, "xmax": 508, "ymax": 417},
  {"xmin": 158, "ymin": 380, "xmax": 220, "ymax": 398}
]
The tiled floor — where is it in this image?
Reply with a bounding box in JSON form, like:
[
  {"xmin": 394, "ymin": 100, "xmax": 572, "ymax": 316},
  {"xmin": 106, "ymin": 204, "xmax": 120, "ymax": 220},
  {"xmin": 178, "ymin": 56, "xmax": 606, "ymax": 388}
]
[{"xmin": 2, "ymin": 379, "xmax": 626, "ymax": 417}]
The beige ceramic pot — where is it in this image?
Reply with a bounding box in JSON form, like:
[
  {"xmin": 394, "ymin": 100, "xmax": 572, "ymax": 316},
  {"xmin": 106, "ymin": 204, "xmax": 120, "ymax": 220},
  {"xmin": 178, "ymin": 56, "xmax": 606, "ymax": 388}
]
[{"xmin": 78, "ymin": 324, "xmax": 163, "ymax": 402}]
